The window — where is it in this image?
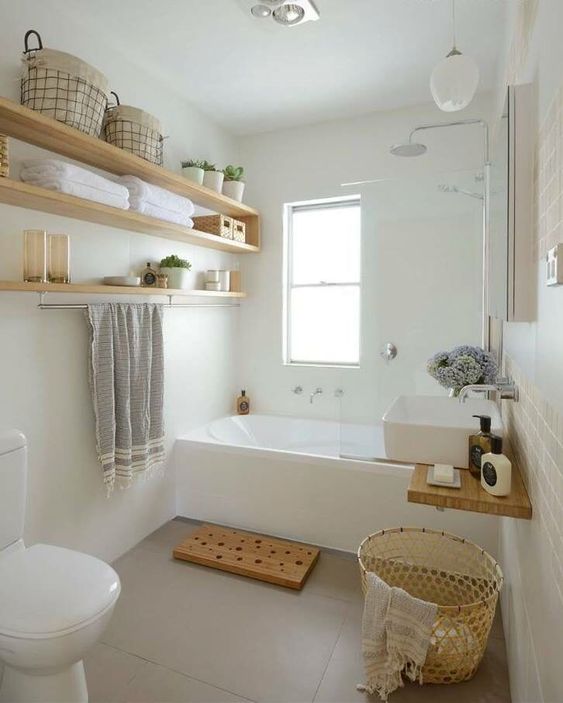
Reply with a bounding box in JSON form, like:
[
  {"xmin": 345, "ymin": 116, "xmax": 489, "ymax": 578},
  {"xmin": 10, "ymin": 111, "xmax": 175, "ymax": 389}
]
[{"xmin": 284, "ymin": 197, "xmax": 361, "ymax": 366}]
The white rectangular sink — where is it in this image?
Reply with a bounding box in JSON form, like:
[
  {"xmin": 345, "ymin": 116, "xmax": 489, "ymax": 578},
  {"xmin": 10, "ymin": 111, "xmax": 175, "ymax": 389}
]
[{"xmin": 382, "ymin": 395, "xmax": 503, "ymax": 469}]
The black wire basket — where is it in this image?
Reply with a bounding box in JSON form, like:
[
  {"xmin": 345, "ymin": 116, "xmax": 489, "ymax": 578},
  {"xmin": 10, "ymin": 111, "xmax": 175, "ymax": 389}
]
[{"xmin": 103, "ymin": 92, "xmax": 164, "ymax": 166}]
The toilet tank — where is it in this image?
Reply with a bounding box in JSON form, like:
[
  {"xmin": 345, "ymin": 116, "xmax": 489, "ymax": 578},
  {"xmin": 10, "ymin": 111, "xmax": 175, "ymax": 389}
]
[{"xmin": 0, "ymin": 431, "xmax": 27, "ymax": 551}]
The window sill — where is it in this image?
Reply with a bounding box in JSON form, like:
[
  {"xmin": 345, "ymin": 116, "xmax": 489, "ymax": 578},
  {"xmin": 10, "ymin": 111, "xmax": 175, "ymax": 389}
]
[{"xmin": 284, "ymin": 361, "xmax": 360, "ymax": 369}]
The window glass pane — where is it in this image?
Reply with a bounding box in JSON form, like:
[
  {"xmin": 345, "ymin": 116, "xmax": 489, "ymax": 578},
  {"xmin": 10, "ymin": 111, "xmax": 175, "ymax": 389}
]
[
  {"xmin": 291, "ymin": 204, "xmax": 360, "ymax": 284},
  {"xmin": 289, "ymin": 286, "xmax": 360, "ymax": 364}
]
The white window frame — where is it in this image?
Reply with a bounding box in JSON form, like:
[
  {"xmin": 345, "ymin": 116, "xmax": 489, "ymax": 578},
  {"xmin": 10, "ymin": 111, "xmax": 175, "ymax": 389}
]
[{"xmin": 283, "ymin": 195, "xmax": 362, "ymax": 368}]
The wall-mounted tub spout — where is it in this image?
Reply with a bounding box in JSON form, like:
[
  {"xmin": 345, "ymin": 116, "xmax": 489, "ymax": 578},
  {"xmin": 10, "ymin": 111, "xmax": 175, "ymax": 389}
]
[{"xmin": 310, "ymin": 388, "xmax": 323, "ymax": 404}]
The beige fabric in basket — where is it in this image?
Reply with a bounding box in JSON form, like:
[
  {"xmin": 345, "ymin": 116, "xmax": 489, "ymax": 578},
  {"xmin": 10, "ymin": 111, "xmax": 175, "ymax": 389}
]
[
  {"xmin": 359, "ymin": 572, "xmax": 437, "ymax": 701},
  {"xmin": 105, "ymin": 105, "xmax": 162, "ymax": 133},
  {"xmin": 22, "ymin": 48, "xmax": 109, "ymax": 94}
]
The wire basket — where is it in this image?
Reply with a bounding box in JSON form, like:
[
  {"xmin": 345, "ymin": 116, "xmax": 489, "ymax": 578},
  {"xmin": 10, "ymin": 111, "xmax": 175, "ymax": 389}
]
[
  {"xmin": 358, "ymin": 527, "xmax": 503, "ymax": 685},
  {"xmin": 21, "ymin": 30, "xmax": 109, "ymax": 137},
  {"xmin": 0, "ymin": 135, "xmax": 8, "ymax": 177},
  {"xmin": 103, "ymin": 92, "xmax": 164, "ymax": 166}
]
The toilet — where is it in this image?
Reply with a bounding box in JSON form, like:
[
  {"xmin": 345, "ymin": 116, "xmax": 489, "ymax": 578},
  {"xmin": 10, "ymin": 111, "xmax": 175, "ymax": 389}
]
[{"xmin": 0, "ymin": 431, "xmax": 121, "ymax": 703}]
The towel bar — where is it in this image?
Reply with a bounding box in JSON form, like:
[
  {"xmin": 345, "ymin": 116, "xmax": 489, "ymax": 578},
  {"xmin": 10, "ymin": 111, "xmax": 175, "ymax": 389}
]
[{"xmin": 36, "ymin": 292, "xmax": 240, "ymax": 310}]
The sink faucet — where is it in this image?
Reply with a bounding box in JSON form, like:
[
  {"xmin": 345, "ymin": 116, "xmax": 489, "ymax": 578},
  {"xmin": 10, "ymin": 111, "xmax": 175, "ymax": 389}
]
[
  {"xmin": 458, "ymin": 378, "xmax": 518, "ymax": 403},
  {"xmin": 310, "ymin": 387, "xmax": 323, "ymax": 404}
]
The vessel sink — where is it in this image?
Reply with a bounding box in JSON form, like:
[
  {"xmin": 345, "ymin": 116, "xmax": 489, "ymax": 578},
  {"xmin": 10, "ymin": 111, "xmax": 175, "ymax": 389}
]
[{"xmin": 382, "ymin": 395, "xmax": 503, "ymax": 469}]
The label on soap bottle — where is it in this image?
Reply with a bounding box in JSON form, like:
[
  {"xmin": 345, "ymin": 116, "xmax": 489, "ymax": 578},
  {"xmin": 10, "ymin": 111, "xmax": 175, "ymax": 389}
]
[
  {"xmin": 470, "ymin": 445, "xmax": 484, "ymax": 471},
  {"xmin": 482, "ymin": 462, "xmax": 497, "ymax": 487}
]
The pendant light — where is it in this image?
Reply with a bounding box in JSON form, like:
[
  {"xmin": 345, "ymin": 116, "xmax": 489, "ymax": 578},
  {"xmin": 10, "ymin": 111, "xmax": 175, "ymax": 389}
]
[{"xmin": 430, "ymin": 0, "xmax": 479, "ymax": 112}]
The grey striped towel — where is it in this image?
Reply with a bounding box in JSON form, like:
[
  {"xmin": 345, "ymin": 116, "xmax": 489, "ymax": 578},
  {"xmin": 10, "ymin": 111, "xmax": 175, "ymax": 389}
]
[{"xmin": 86, "ymin": 303, "xmax": 165, "ymax": 494}]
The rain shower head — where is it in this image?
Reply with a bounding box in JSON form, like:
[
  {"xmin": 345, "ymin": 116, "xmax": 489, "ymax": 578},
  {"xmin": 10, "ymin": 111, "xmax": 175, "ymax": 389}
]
[{"xmin": 389, "ymin": 140, "xmax": 428, "ymax": 157}]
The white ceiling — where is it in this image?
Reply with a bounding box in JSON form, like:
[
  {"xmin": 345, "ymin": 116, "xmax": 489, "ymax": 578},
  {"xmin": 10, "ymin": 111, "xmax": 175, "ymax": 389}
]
[{"xmin": 61, "ymin": 0, "xmax": 510, "ymax": 136}]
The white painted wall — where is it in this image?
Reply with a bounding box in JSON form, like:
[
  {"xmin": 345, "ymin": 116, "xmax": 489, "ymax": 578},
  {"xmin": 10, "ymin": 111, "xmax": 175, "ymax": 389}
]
[
  {"xmin": 497, "ymin": 1, "xmax": 563, "ymax": 701},
  {"xmin": 237, "ymin": 98, "xmax": 489, "ymax": 425},
  {"xmin": 0, "ymin": 0, "xmax": 241, "ymax": 563}
]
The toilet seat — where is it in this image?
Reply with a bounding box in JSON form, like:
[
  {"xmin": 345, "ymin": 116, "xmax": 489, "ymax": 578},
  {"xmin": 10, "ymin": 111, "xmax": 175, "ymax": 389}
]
[{"xmin": 0, "ymin": 544, "xmax": 120, "ymax": 639}]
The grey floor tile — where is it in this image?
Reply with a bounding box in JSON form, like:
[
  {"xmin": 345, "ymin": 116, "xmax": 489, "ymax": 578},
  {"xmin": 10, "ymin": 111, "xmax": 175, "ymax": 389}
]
[
  {"xmin": 314, "ymin": 603, "xmax": 511, "ymax": 703},
  {"xmin": 123, "ymin": 659, "xmax": 252, "ymax": 703},
  {"xmin": 84, "ymin": 643, "xmax": 145, "ymax": 703},
  {"xmin": 135, "ymin": 519, "xmax": 199, "ymax": 554},
  {"xmin": 304, "ymin": 553, "xmax": 363, "ymax": 604},
  {"xmin": 103, "ymin": 546, "xmax": 348, "ymax": 703}
]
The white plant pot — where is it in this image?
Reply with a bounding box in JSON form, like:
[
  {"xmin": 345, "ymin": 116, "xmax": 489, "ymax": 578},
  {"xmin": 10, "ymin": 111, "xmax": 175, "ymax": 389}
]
[
  {"xmin": 182, "ymin": 166, "xmax": 204, "ymax": 185},
  {"xmin": 222, "ymin": 180, "xmax": 245, "ymax": 202},
  {"xmin": 203, "ymin": 170, "xmax": 224, "ymax": 193},
  {"xmin": 159, "ymin": 267, "xmax": 194, "ymax": 290}
]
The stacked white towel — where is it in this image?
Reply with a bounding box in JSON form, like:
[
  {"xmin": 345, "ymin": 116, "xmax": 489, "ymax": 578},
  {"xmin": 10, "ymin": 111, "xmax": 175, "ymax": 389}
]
[
  {"xmin": 117, "ymin": 176, "xmax": 194, "ymax": 227},
  {"xmin": 20, "ymin": 159, "xmax": 129, "ymax": 210}
]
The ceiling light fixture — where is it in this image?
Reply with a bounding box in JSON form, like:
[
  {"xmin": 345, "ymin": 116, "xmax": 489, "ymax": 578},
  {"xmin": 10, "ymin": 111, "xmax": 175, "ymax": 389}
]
[
  {"xmin": 250, "ymin": 0, "xmax": 319, "ymax": 27},
  {"xmin": 430, "ymin": 0, "xmax": 479, "ymax": 112}
]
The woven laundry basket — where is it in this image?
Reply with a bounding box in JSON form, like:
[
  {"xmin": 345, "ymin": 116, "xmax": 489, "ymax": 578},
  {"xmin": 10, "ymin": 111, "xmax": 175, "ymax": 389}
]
[
  {"xmin": 103, "ymin": 92, "xmax": 164, "ymax": 165},
  {"xmin": 21, "ymin": 30, "xmax": 109, "ymax": 136},
  {"xmin": 358, "ymin": 527, "xmax": 503, "ymax": 685}
]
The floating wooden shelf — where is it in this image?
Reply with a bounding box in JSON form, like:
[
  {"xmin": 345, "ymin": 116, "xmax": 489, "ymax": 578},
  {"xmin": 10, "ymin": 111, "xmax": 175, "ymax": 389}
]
[
  {"xmin": 0, "ymin": 281, "xmax": 245, "ymax": 298},
  {"xmin": 0, "ymin": 179, "xmax": 259, "ymax": 253},
  {"xmin": 0, "ymin": 97, "xmax": 260, "ymax": 250},
  {"xmin": 408, "ymin": 463, "xmax": 532, "ymax": 520}
]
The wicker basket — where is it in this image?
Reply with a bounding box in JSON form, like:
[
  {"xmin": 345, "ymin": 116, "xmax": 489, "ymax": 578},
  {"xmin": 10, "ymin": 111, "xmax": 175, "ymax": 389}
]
[
  {"xmin": 0, "ymin": 135, "xmax": 8, "ymax": 177},
  {"xmin": 232, "ymin": 220, "xmax": 246, "ymax": 243},
  {"xmin": 21, "ymin": 31, "xmax": 109, "ymax": 137},
  {"xmin": 358, "ymin": 527, "xmax": 503, "ymax": 685},
  {"xmin": 103, "ymin": 92, "xmax": 163, "ymax": 166},
  {"xmin": 193, "ymin": 214, "xmax": 234, "ymax": 239}
]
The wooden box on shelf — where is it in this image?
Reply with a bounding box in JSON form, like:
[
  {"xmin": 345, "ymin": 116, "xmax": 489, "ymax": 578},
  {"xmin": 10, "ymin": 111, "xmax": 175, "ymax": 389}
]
[
  {"xmin": 232, "ymin": 219, "xmax": 246, "ymax": 243},
  {"xmin": 193, "ymin": 214, "xmax": 233, "ymax": 240}
]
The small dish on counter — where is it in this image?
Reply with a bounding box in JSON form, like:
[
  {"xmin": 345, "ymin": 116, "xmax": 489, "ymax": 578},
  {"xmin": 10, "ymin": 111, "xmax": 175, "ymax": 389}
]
[{"xmin": 103, "ymin": 276, "xmax": 141, "ymax": 287}]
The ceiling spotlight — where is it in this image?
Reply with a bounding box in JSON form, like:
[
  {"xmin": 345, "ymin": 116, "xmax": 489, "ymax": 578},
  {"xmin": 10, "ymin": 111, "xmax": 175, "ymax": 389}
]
[
  {"xmin": 251, "ymin": 4, "xmax": 272, "ymax": 18},
  {"xmin": 273, "ymin": 3, "xmax": 305, "ymax": 25}
]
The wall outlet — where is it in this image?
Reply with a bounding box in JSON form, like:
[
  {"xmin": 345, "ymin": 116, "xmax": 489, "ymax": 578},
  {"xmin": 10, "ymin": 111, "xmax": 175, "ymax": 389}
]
[{"xmin": 546, "ymin": 243, "xmax": 563, "ymax": 285}]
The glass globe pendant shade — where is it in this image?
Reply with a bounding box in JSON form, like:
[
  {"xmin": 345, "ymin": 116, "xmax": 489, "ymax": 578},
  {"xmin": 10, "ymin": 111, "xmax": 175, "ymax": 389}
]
[
  {"xmin": 251, "ymin": 4, "xmax": 272, "ymax": 18},
  {"xmin": 430, "ymin": 49, "xmax": 479, "ymax": 112},
  {"xmin": 273, "ymin": 3, "xmax": 305, "ymax": 25}
]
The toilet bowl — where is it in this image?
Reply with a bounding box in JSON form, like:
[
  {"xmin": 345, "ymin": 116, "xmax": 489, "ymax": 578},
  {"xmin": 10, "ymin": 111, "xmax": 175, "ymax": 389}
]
[{"xmin": 0, "ymin": 432, "xmax": 121, "ymax": 702}]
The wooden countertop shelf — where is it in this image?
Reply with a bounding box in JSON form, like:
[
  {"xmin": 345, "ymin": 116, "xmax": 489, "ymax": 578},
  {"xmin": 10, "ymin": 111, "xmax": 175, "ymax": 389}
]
[
  {"xmin": 408, "ymin": 463, "xmax": 532, "ymax": 520},
  {"xmin": 0, "ymin": 97, "xmax": 260, "ymax": 251},
  {"xmin": 0, "ymin": 281, "xmax": 245, "ymax": 299}
]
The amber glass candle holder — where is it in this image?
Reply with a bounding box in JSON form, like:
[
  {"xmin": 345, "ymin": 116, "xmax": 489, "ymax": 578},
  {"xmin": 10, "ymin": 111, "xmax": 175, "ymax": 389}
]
[
  {"xmin": 48, "ymin": 234, "xmax": 71, "ymax": 284},
  {"xmin": 23, "ymin": 229, "xmax": 47, "ymax": 283}
]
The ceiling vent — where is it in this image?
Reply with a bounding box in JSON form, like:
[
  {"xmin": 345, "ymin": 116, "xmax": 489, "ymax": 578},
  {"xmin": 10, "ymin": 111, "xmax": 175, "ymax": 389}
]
[{"xmin": 250, "ymin": 1, "xmax": 320, "ymax": 27}]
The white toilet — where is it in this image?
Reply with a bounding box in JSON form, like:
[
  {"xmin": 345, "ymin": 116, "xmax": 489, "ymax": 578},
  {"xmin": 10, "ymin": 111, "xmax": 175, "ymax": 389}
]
[{"xmin": 0, "ymin": 431, "xmax": 121, "ymax": 703}]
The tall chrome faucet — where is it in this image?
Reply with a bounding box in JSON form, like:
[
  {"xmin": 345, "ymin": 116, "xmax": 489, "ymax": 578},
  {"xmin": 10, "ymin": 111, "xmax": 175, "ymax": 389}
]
[
  {"xmin": 458, "ymin": 378, "xmax": 518, "ymax": 403},
  {"xmin": 310, "ymin": 388, "xmax": 323, "ymax": 404}
]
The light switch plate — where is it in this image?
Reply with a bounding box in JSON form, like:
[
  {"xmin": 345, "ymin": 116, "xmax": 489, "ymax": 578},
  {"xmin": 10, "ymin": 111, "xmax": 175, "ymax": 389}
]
[{"xmin": 546, "ymin": 243, "xmax": 563, "ymax": 286}]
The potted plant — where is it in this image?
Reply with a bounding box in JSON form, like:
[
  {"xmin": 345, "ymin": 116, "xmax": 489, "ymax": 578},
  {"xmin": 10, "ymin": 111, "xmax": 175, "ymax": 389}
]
[
  {"xmin": 201, "ymin": 161, "xmax": 224, "ymax": 193},
  {"xmin": 222, "ymin": 165, "xmax": 245, "ymax": 202},
  {"xmin": 181, "ymin": 159, "xmax": 206, "ymax": 185},
  {"xmin": 159, "ymin": 254, "xmax": 193, "ymax": 290}
]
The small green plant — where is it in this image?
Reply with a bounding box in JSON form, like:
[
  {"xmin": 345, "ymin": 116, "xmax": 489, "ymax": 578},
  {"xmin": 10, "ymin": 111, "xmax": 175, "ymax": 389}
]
[
  {"xmin": 201, "ymin": 160, "xmax": 218, "ymax": 172},
  {"xmin": 223, "ymin": 165, "xmax": 245, "ymax": 182},
  {"xmin": 159, "ymin": 254, "xmax": 192, "ymax": 270},
  {"xmin": 181, "ymin": 159, "xmax": 206, "ymax": 169}
]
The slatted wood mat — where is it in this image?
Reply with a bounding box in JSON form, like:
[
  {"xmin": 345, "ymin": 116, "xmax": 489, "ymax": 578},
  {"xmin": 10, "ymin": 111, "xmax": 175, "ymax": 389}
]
[{"xmin": 173, "ymin": 523, "xmax": 320, "ymax": 590}]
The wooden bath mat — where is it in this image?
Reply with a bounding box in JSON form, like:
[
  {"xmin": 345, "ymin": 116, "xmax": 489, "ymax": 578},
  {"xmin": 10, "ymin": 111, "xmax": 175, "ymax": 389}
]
[{"xmin": 173, "ymin": 523, "xmax": 320, "ymax": 590}]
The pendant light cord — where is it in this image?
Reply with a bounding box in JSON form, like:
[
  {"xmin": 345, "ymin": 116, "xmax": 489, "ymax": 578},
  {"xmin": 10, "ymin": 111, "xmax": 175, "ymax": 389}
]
[{"xmin": 452, "ymin": 0, "xmax": 457, "ymax": 50}]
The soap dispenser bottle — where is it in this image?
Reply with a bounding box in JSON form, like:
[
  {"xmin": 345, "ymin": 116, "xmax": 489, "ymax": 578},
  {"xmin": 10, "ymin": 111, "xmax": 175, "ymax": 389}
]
[
  {"xmin": 468, "ymin": 415, "xmax": 493, "ymax": 478},
  {"xmin": 481, "ymin": 436, "xmax": 512, "ymax": 496},
  {"xmin": 237, "ymin": 390, "xmax": 250, "ymax": 415}
]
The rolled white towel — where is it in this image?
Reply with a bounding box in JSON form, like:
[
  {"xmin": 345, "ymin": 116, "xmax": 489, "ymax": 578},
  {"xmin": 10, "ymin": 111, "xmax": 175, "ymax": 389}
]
[
  {"xmin": 22, "ymin": 178, "xmax": 129, "ymax": 210},
  {"xmin": 21, "ymin": 159, "xmax": 129, "ymax": 199},
  {"xmin": 129, "ymin": 198, "xmax": 193, "ymax": 227},
  {"xmin": 117, "ymin": 176, "xmax": 194, "ymax": 217}
]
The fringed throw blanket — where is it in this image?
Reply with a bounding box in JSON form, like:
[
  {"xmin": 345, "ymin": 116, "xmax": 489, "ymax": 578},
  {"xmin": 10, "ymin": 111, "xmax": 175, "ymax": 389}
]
[
  {"xmin": 358, "ymin": 572, "xmax": 437, "ymax": 701},
  {"xmin": 86, "ymin": 303, "xmax": 165, "ymax": 494}
]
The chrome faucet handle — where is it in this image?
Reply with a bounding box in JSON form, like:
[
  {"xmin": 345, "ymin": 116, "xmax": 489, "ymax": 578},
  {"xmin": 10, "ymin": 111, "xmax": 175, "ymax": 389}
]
[
  {"xmin": 334, "ymin": 388, "xmax": 344, "ymax": 398},
  {"xmin": 292, "ymin": 385, "xmax": 304, "ymax": 395}
]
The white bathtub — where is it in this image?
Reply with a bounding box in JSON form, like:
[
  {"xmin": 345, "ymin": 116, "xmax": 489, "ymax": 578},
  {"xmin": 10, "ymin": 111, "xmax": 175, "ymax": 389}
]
[{"xmin": 175, "ymin": 414, "xmax": 498, "ymax": 555}]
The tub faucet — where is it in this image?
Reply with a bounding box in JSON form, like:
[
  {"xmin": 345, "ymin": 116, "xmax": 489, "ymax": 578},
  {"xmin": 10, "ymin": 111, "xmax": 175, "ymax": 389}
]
[
  {"xmin": 458, "ymin": 378, "xmax": 518, "ymax": 403},
  {"xmin": 310, "ymin": 388, "xmax": 323, "ymax": 404}
]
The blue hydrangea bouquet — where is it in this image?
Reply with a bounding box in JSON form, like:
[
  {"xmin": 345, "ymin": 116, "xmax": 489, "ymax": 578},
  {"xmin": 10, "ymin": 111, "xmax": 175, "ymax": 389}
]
[{"xmin": 427, "ymin": 345, "xmax": 498, "ymax": 396}]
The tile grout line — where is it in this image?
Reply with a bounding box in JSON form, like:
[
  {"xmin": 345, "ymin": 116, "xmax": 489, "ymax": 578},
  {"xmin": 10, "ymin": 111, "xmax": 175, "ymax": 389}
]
[
  {"xmin": 311, "ymin": 607, "xmax": 351, "ymax": 703},
  {"xmin": 97, "ymin": 641, "xmax": 257, "ymax": 703}
]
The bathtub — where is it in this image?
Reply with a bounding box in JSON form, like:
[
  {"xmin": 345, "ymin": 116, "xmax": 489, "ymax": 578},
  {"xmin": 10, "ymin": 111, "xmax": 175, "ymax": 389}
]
[{"xmin": 174, "ymin": 414, "xmax": 498, "ymax": 555}]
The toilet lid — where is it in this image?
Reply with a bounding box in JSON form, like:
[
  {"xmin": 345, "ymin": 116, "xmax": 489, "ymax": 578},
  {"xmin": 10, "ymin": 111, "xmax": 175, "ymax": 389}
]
[{"xmin": 0, "ymin": 544, "xmax": 120, "ymax": 638}]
